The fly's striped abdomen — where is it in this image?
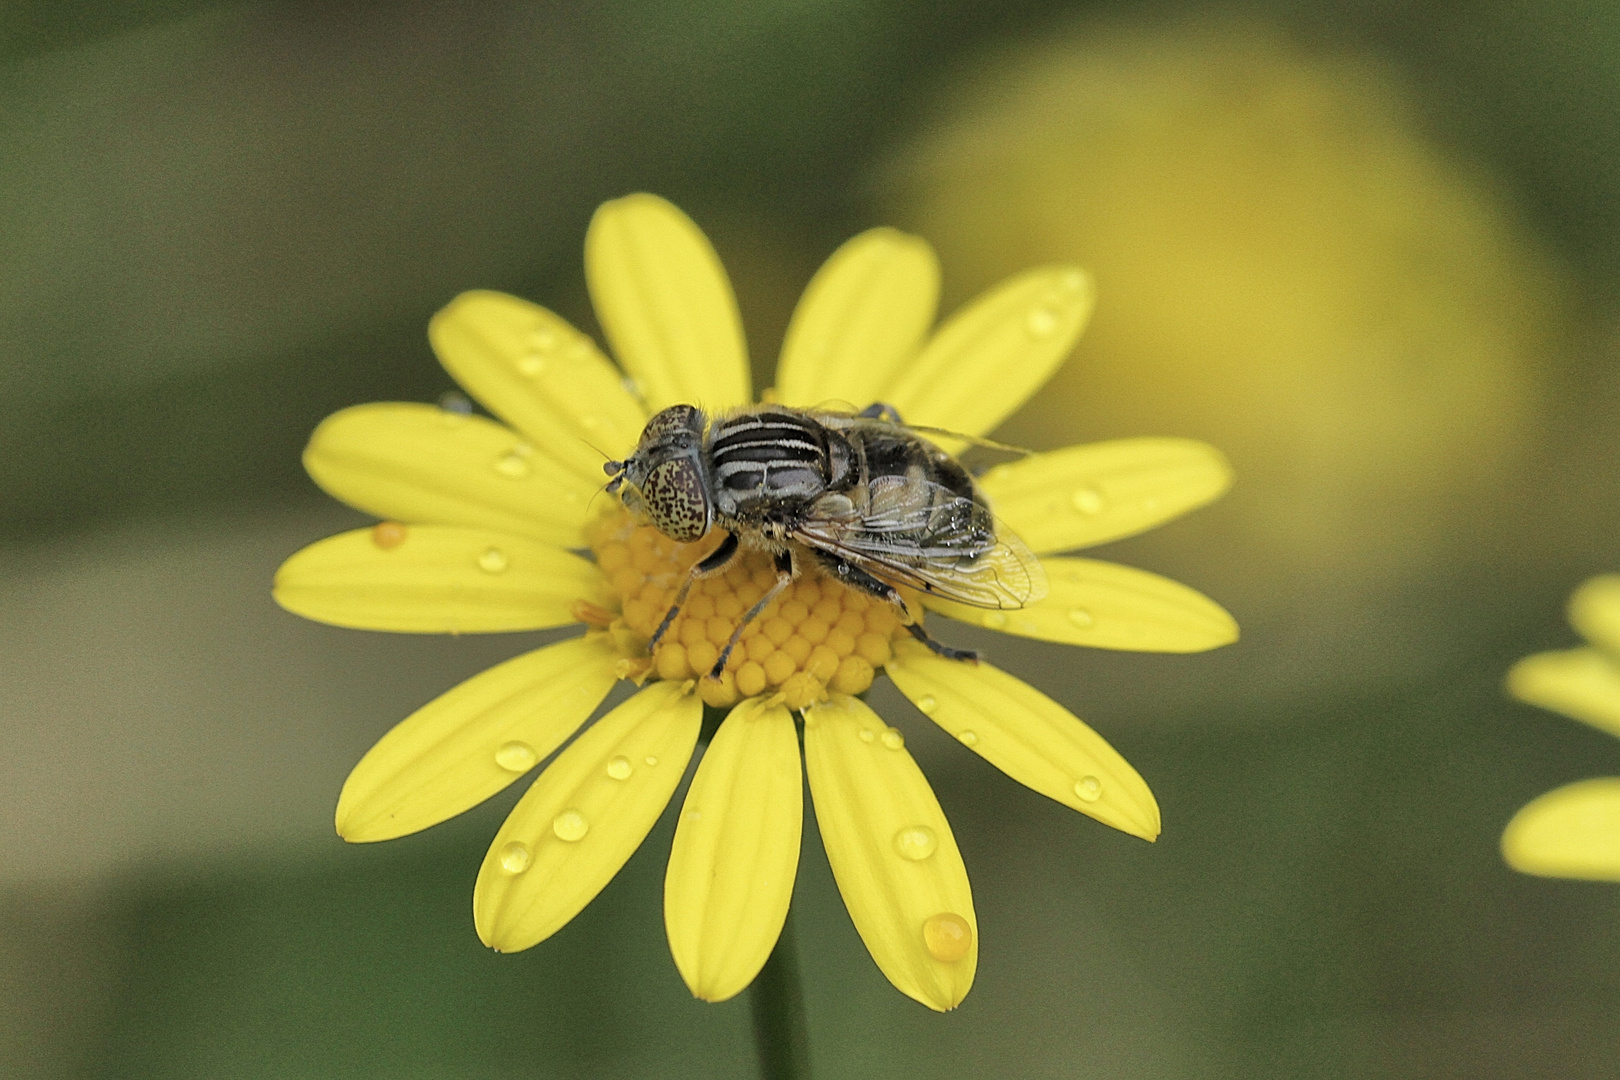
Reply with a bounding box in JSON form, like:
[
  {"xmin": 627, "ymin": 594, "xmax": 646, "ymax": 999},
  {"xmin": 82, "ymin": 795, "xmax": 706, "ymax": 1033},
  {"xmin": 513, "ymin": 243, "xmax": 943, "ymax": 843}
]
[{"xmin": 711, "ymin": 409, "xmax": 831, "ymax": 512}]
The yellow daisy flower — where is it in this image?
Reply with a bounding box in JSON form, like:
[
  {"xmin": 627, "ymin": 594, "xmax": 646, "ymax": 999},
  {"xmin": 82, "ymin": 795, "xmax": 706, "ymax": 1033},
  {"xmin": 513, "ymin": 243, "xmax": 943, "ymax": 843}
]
[
  {"xmin": 273, "ymin": 193, "xmax": 1236, "ymax": 1011},
  {"xmin": 1502, "ymin": 574, "xmax": 1620, "ymax": 881}
]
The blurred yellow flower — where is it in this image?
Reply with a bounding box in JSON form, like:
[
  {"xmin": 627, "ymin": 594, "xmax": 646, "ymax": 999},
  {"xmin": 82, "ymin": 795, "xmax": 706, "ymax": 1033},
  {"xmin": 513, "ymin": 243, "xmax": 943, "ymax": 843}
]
[
  {"xmin": 274, "ymin": 193, "xmax": 1236, "ymax": 1010},
  {"xmin": 1502, "ymin": 575, "xmax": 1620, "ymax": 881}
]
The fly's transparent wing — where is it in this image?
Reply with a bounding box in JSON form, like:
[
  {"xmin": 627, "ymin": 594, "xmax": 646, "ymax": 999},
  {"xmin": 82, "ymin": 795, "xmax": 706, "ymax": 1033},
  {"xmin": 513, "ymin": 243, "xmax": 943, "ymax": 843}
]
[{"xmin": 794, "ymin": 475, "xmax": 1047, "ymax": 609}]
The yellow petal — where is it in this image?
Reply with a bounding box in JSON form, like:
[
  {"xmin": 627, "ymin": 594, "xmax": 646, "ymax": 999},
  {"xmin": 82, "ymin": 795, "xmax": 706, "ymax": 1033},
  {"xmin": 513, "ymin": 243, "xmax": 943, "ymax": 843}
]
[
  {"xmin": 475, "ymin": 681, "xmax": 702, "ymax": 951},
  {"xmin": 428, "ymin": 290, "xmax": 646, "ymax": 485},
  {"xmin": 273, "ymin": 526, "xmax": 608, "ymax": 633},
  {"xmin": 774, "ymin": 228, "xmax": 939, "ymax": 410},
  {"xmin": 880, "ymin": 266, "xmax": 1093, "ymax": 436},
  {"xmin": 887, "ymin": 641, "xmax": 1159, "ymax": 840},
  {"xmin": 802, "ymin": 694, "xmax": 976, "ymax": 1012},
  {"xmin": 664, "ymin": 697, "xmax": 802, "ymax": 1002},
  {"xmin": 927, "ymin": 557, "xmax": 1237, "ymax": 653},
  {"xmin": 979, "ymin": 438, "xmax": 1232, "ymax": 555},
  {"xmin": 302, "ymin": 403, "xmax": 596, "ymax": 548},
  {"xmin": 337, "ymin": 635, "xmax": 621, "ymax": 842},
  {"xmin": 1502, "ymin": 778, "xmax": 1620, "ymax": 881},
  {"xmin": 1506, "ymin": 648, "xmax": 1620, "ymax": 739},
  {"xmin": 585, "ymin": 194, "xmax": 750, "ymax": 413},
  {"xmin": 1569, "ymin": 574, "xmax": 1620, "ymax": 657}
]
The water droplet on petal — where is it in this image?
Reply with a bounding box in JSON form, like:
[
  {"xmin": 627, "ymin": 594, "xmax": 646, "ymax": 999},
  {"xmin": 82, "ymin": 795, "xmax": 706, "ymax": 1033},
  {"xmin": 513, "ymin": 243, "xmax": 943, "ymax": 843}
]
[
  {"xmin": 552, "ymin": 809, "xmax": 589, "ymax": 842},
  {"xmin": 1074, "ymin": 775, "xmax": 1102, "ymax": 802},
  {"xmin": 479, "ymin": 548, "xmax": 509, "ymax": 574},
  {"xmin": 495, "ymin": 741, "xmax": 537, "ymax": 772},
  {"xmin": 1071, "ymin": 486, "xmax": 1105, "ymax": 514},
  {"xmin": 894, "ymin": 826, "xmax": 938, "ymax": 861},
  {"xmin": 499, "ymin": 841, "xmax": 531, "ymax": 873},
  {"xmin": 644, "ymin": 755, "xmax": 659, "ymax": 767},
  {"xmin": 957, "ymin": 729, "xmax": 979, "ymax": 746},
  {"xmin": 858, "ymin": 728, "xmax": 876, "ymax": 743},
  {"xmin": 495, "ymin": 452, "xmax": 531, "ymax": 478},
  {"xmin": 581, "ymin": 415, "xmax": 602, "ymax": 430},
  {"xmin": 1068, "ymin": 608, "xmax": 1095, "ymax": 628},
  {"xmin": 528, "ymin": 327, "xmax": 558, "ymax": 351},
  {"xmin": 371, "ymin": 521, "xmax": 408, "ymax": 549},
  {"xmin": 606, "ymin": 755, "xmax": 632, "ymax": 780},
  {"xmin": 683, "ymin": 809, "xmax": 702, "ymax": 823},
  {"xmin": 916, "ymin": 695, "xmax": 938, "ymax": 715},
  {"xmin": 622, "ymin": 377, "xmax": 644, "ymax": 398},
  {"xmin": 438, "ymin": 391, "xmax": 473, "ymax": 415},
  {"xmin": 923, "ymin": 912, "xmax": 973, "ymax": 962},
  {"xmin": 1061, "ymin": 269, "xmax": 1086, "ymax": 290},
  {"xmin": 984, "ymin": 612, "xmax": 1007, "ymax": 629},
  {"xmin": 881, "ymin": 728, "xmax": 905, "ymax": 751},
  {"xmin": 517, "ymin": 354, "xmax": 546, "ymax": 376},
  {"xmin": 1025, "ymin": 306, "xmax": 1059, "ymax": 337}
]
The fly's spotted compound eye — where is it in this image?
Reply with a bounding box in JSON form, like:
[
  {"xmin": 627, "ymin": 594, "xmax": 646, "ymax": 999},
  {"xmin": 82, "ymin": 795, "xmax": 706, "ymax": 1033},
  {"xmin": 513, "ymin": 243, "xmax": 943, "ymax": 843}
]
[{"xmin": 642, "ymin": 459, "xmax": 711, "ymax": 541}]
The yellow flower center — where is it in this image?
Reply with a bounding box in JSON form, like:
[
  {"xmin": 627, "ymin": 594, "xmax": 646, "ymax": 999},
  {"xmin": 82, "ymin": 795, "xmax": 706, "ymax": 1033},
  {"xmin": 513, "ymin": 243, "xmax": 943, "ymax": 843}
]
[{"xmin": 588, "ymin": 507, "xmax": 907, "ymax": 710}]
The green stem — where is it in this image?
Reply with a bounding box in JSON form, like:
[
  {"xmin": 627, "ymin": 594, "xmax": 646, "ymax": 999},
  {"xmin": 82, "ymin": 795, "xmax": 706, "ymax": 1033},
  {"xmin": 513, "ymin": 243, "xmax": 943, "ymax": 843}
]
[{"xmin": 749, "ymin": 906, "xmax": 811, "ymax": 1080}]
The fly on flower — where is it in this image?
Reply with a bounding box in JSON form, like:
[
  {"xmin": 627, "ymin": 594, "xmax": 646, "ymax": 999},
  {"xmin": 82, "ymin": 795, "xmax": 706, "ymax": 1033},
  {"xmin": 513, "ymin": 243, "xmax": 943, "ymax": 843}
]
[
  {"xmin": 274, "ymin": 192, "xmax": 1238, "ymax": 1012},
  {"xmin": 604, "ymin": 400, "xmax": 1047, "ymax": 679}
]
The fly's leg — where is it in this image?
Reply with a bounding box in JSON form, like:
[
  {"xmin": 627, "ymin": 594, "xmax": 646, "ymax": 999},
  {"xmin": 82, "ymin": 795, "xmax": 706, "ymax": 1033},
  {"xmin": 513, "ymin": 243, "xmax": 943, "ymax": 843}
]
[
  {"xmin": 710, "ymin": 549, "xmax": 796, "ymax": 678},
  {"xmin": 812, "ymin": 551, "xmax": 980, "ymax": 663},
  {"xmin": 649, "ymin": 532, "xmax": 738, "ymax": 651},
  {"xmin": 857, "ymin": 402, "xmax": 904, "ymax": 424},
  {"xmin": 904, "ymin": 621, "xmax": 979, "ymax": 662}
]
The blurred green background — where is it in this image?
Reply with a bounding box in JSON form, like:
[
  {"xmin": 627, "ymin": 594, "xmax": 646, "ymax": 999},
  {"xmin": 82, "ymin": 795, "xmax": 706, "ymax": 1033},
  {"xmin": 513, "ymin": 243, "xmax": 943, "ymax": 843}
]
[{"xmin": 6, "ymin": 1, "xmax": 1620, "ymax": 1077}]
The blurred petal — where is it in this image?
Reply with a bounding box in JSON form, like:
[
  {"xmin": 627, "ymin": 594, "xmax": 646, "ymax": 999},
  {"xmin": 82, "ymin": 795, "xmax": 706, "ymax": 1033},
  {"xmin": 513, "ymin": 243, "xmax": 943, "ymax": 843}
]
[
  {"xmin": 303, "ymin": 403, "xmax": 595, "ymax": 548},
  {"xmin": 664, "ymin": 697, "xmax": 802, "ymax": 1002},
  {"xmin": 585, "ymin": 194, "xmax": 750, "ymax": 412},
  {"xmin": 803, "ymin": 694, "xmax": 976, "ymax": 1012},
  {"xmin": 1569, "ymin": 574, "xmax": 1620, "ymax": 657},
  {"xmin": 1507, "ymin": 648, "xmax": 1620, "ymax": 739},
  {"xmin": 337, "ymin": 635, "xmax": 620, "ymax": 842},
  {"xmin": 774, "ymin": 228, "xmax": 939, "ymax": 410},
  {"xmin": 881, "ymin": 266, "xmax": 1093, "ymax": 436},
  {"xmin": 273, "ymin": 526, "xmax": 608, "ymax": 633},
  {"xmin": 428, "ymin": 290, "xmax": 647, "ymax": 485},
  {"xmin": 980, "ymin": 438, "xmax": 1232, "ymax": 555},
  {"xmin": 887, "ymin": 641, "xmax": 1159, "ymax": 840},
  {"xmin": 475, "ymin": 681, "xmax": 702, "ymax": 952},
  {"xmin": 927, "ymin": 557, "xmax": 1237, "ymax": 653},
  {"xmin": 1502, "ymin": 778, "xmax": 1620, "ymax": 881}
]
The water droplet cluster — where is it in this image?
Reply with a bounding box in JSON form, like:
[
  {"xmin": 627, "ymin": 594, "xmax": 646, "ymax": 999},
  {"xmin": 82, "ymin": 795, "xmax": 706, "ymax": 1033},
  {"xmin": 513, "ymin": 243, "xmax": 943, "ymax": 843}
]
[{"xmin": 588, "ymin": 508, "xmax": 909, "ymax": 709}]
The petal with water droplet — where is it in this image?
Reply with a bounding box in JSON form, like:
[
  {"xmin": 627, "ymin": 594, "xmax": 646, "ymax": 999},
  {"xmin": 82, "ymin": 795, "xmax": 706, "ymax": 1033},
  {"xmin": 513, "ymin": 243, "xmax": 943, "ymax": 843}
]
[
  {"xmin": 273, "ymin": 526, "xmax": 609, "ymax": 632},
  {"xmin": 878, "ymin": 266, "xmax": 1093, "ymax": 436},
  {"xmin": 803, "ymin": 694, "xmax": 975, "ymax": 1012},
  {"xmin": 926, "ymin": 557, "xmax": 1236, "ymax": 653},
  {"xmin": 775, "ymin": 228, "xmax": 938, "ymax": 410},
  {"xmin": 665, "ymin": 698, "xmax": 802, "ymax": 1002},
  {"xmin": 429, "ymin": 291, "xmax": 646, "ymax": 484},
  {"xmin": 303, "ymin": 403, "xmax": 596, "ymax": 548},
  {"xmin": 585, "ymin": 194, "xmax": 750, "ymax": 412},
  {"xmin": 335, "ymin": 635, "xmax": 620, "ymax": 842},
  {"xmin": 887, "ymin": 641, "xmax": 1159, "ymax": 841},
  {"xmin": 1502, "ymin": 778, "xmax": 1620, "ymax": 881},
  {"xmin": 979, "ymin": 438, "xmax": 1232, "ymax": 554},
  {"xmin": 1507, "ymin": 647, "xmax": 1620, "ymax": 739},
  {"xmin": 476, "ymin": 682, "xmax": 702, "ymax": 952}
]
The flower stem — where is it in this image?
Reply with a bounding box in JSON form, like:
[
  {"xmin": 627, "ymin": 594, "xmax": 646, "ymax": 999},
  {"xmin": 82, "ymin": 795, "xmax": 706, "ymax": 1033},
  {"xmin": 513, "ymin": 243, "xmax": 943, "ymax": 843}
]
[{"xmin": 749, "ymin": 906, "xmax": 811, "ymax": 1080}]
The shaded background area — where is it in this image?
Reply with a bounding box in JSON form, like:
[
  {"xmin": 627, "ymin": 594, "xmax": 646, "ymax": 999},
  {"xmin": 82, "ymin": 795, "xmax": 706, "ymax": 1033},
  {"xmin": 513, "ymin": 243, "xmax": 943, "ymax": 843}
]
[{"xmin": 5, "ymin": 1, "xmax": 1620, "ymax": 1077}]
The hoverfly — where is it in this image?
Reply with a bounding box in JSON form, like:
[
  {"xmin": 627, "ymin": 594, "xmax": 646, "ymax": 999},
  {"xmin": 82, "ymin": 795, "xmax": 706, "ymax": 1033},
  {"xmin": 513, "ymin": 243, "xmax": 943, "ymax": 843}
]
[{"xmin": 604, "ymin": 402, "xmax": 1046, "ymax": 679}]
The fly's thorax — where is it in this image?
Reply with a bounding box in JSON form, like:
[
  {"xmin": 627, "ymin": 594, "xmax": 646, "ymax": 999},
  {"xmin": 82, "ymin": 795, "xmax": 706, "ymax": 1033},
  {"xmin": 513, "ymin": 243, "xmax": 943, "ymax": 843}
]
[
  {"xmin": 621, "ymin": 404, "xmax": 712, "ymax": 543},
  {"xmin": 709, "ymin": 406, "xmax": 847, "ymax": 523}
]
